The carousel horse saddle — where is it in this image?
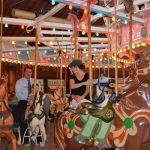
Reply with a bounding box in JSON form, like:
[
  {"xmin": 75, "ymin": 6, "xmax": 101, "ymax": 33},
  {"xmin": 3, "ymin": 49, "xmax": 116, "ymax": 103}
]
[
  {"xmin": 28, "ymin": 112, "xmax": 45, "ymax": 122},
  {"xmin": 80, "ymin": 102, "xmax": 115, "ymax": 123},
  {"xmin": 0, "ymin": 111, "xmax": 11, "ymax": 121}
]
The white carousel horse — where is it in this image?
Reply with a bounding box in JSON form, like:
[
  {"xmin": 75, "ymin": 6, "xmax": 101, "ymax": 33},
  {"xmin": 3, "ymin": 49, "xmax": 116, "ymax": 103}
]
[
  {"xmin": 28, "ymin": 91, "xmax": 47, "ymax": 147},
  {"xmin": 17, "ymin": 91, "xmax": 47, "ymax": 147}
]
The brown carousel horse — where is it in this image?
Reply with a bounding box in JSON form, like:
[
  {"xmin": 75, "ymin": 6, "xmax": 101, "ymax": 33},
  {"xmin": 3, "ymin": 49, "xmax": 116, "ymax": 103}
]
[
  {"xmin": 0, "ymin": 76, "xmax": 16, "ymax": 150},
  {"xmin": 55, "ymin": 53, "xmax": 150, "ymax": 150}
]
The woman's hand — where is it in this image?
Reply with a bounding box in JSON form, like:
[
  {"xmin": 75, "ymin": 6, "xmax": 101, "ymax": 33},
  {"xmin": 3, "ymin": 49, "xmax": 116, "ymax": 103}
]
[
  {"xmin": 86, "ymin": 79, "xmax": 93, "ymax": 85},
  {"xmin": 77, "ymin": 95, "xmax": 84, "ymax": 102}
]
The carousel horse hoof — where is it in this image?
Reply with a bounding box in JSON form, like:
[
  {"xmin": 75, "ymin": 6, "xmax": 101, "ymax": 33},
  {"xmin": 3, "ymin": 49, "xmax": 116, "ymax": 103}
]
[
  {"xmin": 24, "ymin": 143, "xmax": 30, "ymax": 146},
  {"xmin": 40, "ymin": 141, "xmax": 45, "ymax": 147},
  {"xmin": 17, "ymin": 139, "xmax": 21, "ymax": 145}
]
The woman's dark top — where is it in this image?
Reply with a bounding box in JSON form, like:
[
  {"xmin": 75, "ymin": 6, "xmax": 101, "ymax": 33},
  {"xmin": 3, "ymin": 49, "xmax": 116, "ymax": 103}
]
[{"xmin": 70, "ymin": 73, "xmax": 89, "ymax": 99}]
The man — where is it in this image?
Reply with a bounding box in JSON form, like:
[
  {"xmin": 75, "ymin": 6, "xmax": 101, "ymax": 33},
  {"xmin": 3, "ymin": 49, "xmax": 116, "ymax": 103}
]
[{"xmin": 15, "ymin": 66, "xmax": 36, "ymax": 143}]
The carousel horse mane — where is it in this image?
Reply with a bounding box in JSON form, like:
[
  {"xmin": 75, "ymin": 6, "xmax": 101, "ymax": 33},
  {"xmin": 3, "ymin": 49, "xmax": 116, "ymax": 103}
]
[{"xmin": 30, "ymin": 91, "xmax": 45, "ymax": 111}]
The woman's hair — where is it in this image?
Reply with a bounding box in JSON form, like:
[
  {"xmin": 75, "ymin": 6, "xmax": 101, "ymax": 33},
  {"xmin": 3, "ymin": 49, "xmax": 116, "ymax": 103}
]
[
  {"xmin": 77, "ymin": 64, "xmax": 85, "ymax": 70},
  {"xmin": 69, "ymin": 59, "xmax": 85, "ymax": 70}
]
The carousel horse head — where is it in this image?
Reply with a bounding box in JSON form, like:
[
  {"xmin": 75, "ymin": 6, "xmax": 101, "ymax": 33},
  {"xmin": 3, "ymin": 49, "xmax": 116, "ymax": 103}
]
[
  {"xmin": 0, "ymin": 75, "xmax": 8, "ymax": 101},
  {"xmin": 30, "ymin": 91, "xmax": 46, "ymax": 114},
  {"xmin": 92, "ymin": 75, "xmax": 116, "ymax": 107}
]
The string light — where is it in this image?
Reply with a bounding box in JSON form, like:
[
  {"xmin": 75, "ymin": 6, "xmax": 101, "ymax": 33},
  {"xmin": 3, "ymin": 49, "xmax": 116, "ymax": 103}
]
[
  {"xmin": 25, "ymin": 41, "xmax": 28, "ymax": 44},
  {"xmin": 52, "ymin": 28, "xmax": 56, "ymax": 32},
  {"xmin": 124, "ymin": 19, "xmax": 128, "ymax": 24},
  {"xmin": 82, "ymin": 30, "xmax": 85, "ymax": 35},
  {"xmin": 4, "ymin": 23, "xmax": 8, "ymax": 28},
  {"xmin": 98, "ymin": 12, "xmax": 103, "ymax": 17},
  {"xmin": 141, "ymin": 42, "xmax": 146, "ymax": 46},
  {"xmin": 21, "ymin": 25, "xmax": 24, "ymax": 29},
  {"xmin": 26, "ymin": 51, "xmax": 29, "ymax": 54},
  {"xmin": 112, "ymin": 16, "xmax": 116, "ymax": 22},
  {"xmin": 69, "ymin": 4, "xmax": 72, "ymax": 10},
  {"xmin": 12, "ymin": 41, "xmax": 15, "ymax": 45},
  {"xmin": 44, "ymin": 50, "xmax": 47, "ymax": 54},
  {"xmin": 96, "ymin": 32, "xmax": 99, "ymax": 36},
  {"xmin": 51, "ymin": 0, "xmax": 55, "ymax": 5},
  {"xmin": 67, "ymin": 29, "xmax": 71, "ymax": 33},
  {"xmin": 50, "ymin": 41, "xmax": 53, "ymax": 45},
  {"xmin": 84, "ymin": 9, "xmax": 87, "ymax": 14}
]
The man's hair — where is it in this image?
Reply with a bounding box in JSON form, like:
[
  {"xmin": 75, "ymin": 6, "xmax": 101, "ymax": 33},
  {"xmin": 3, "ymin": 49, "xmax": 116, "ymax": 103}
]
[{"xmin": 24, "ymin": 66, "xmax": 33, "ymax": 72}]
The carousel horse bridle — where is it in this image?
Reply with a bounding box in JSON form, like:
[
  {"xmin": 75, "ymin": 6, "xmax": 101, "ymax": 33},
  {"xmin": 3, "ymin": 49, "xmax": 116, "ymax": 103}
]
[
  {"xmin": 92, "ymin": 78, "xmax": 116, "ymax": 105},
  {"xmin": 28, "ymin": 92, "xmax": 46, "ymax": 122}
]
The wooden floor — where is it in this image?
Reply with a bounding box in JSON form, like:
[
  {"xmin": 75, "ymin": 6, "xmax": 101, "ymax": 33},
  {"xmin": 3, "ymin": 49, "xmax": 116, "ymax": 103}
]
[{"xmin": 1, "ymin": 122, "xmax": 58, "ymax": 150}]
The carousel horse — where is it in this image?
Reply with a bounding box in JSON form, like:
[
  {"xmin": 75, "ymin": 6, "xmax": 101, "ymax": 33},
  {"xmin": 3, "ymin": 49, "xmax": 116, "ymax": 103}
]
[
  {"xmin": 28, "ymin": 91, "xmax": 47, "ymax": 147},
  {"xmin": 48, "ymin": 87, "xmax": 71, "ymax": 117},
  {"xmin": 55, "ymin": 53, "xmax": 150, "ymax": 150},
  {"xmin": 0, "ymin": 76, "xmax": 16, "ymax": 150},
  {"xmin": 17, "ymin": 91, "xmax": 47, "ymax": 147}
]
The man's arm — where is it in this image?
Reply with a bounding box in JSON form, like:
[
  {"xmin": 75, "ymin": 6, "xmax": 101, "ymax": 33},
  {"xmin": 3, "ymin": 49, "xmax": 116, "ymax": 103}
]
[{"xmin": 15, "ymin": 80, "xmax": 25, "ymax": 100}]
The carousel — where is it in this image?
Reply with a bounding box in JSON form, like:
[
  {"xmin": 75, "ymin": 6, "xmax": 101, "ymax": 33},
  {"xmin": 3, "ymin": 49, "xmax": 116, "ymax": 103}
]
[{"xmin": 0, "ymin": 0, "xmax": 150, "ymax": 150}]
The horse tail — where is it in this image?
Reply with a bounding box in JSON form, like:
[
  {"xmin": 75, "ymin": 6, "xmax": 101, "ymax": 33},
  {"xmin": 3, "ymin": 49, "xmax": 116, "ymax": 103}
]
[{"xmin": 55, "ymin": 114, "xmax": 66, "ymax": 150}]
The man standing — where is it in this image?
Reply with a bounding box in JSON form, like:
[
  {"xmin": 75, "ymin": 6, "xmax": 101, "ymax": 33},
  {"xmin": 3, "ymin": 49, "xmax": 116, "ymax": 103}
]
[{"xmin": 15, "ymin": 66, "xmax": 34, "ymax": 143}]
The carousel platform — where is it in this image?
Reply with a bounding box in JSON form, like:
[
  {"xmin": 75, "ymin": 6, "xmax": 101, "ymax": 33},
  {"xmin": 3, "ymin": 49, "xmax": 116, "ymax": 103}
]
[{"xmin": 1, "ymin": 122, "xmax": 58, "ymax": 150}]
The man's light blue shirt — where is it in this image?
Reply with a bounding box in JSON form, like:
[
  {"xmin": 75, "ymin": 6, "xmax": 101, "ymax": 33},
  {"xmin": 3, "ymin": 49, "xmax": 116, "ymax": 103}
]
[{"xmin": 15, "ymin": 77, "xmax": 34, "ymax": 101}]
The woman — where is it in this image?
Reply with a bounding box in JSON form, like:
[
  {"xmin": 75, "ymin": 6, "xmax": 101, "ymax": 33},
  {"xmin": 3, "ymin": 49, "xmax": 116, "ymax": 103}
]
[{"xmin": 69, "ymin": 59, "xmax": 90, "ymax": 108}]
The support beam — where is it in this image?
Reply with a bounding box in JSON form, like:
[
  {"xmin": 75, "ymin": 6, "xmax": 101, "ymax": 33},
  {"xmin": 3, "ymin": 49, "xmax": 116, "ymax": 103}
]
[
  {"xmin": 2, "ymin": 36, "xmax": 108, "ymax": 42},
  {"xmin": 2, "ymin": 44, "xmax": 108, "ymax": 53},
  {"xmin": 41, "ymin": 30, "xmax": 73, "ymax": 35},
  {"xmin": 1, "ymin": 17, "xmax": 115, "ymax": 33},
  {"xmin": 56, "ymin": 0, "xmax": 144, "ymax": 24},
  {"xmin": 48, "ymin": 3, "xmax": 66, "ymax": 17}
]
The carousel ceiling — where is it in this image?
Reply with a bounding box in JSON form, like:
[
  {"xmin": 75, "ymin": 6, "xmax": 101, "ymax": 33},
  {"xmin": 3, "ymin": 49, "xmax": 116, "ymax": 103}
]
[{"xmin": 1, "ymin": 0, "xmax": 150, "ymax": 67}]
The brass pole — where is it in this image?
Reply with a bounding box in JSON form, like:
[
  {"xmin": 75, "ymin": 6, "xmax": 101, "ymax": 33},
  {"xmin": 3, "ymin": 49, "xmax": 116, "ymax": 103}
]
[
  {"xmin": 114, "ymin": 0, "xmax": 118, "ymax": 96},
  {"xmin": 33, "ymin": 23, "xmax": 39, "ymax": 95},
  {"xmin": 87, "ymin": 0, "xmax": 92, "ymax": 100},
  {"xmin": 107, "ymin": 18, "xmax": 110, "ymax": 78},
  {"xmin": 129, "ymin": 1, "xmax": 133, "ymax": 62},
  {"xmin": 0, "ymin": 0, "xmax": 3, "ymax": 76},
  {"xmin": 74, "ymin": 19, "xmax": 78, "ymax": 59},
  {"xmin": 60, "ymin": 51, "xmax": 63, "ymax": 97}
]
